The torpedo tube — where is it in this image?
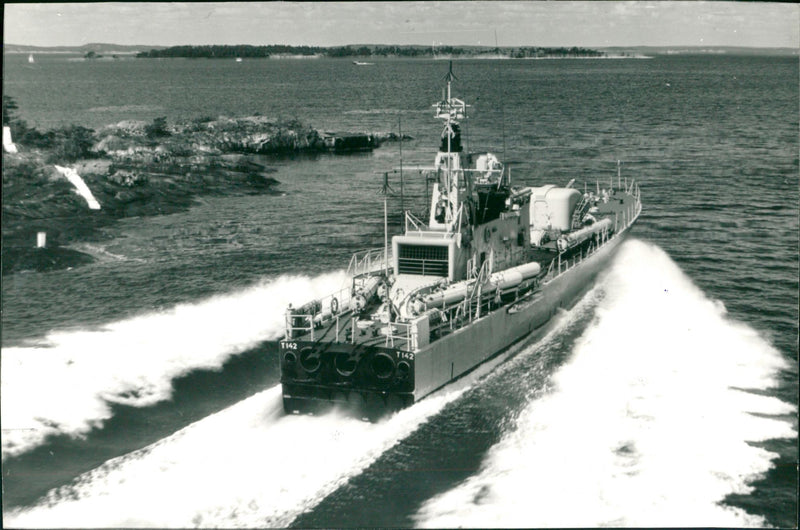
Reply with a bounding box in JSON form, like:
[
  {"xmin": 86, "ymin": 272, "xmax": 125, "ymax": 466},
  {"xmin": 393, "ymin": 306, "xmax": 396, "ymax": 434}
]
[
  {"xmin": 409, "ymin": 261, "xmax": 542, "ymax": 315},
  {"xmin": 353, "ymin": 275, "xmax": 382, "ymax": 312},
  {"xmin": 557, "ymin": 218, "xmax": 612, "ymax": 251}
]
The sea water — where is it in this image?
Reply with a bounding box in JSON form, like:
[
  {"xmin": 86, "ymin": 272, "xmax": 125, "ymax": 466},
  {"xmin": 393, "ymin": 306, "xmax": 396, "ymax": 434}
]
[{"xmin": 2, "ymin": 54, "xmax": 797, "ymax": 527}]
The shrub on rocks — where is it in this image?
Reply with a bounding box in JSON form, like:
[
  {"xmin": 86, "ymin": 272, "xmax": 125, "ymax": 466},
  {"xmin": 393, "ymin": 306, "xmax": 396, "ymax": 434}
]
[
  {"xmin": 44, "ymin": 125, "xmax": 97, "ymax": 163},
  {"xmin": 144, "ymin": 116, "xmax": 171, "ymax": 139},
  {"xmin": 108, "ymin": 169, "xmax": 148, "ymax": 187}
]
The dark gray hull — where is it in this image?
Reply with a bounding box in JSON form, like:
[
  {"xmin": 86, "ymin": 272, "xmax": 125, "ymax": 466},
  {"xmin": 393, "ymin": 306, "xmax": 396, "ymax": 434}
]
[
  {"xmin": 411, "ymin": 225, "xmax": 628, "ymax": 401},
  {"xmin": 279, "ymin": 226, "xmax": 631, "ymax": 417}
]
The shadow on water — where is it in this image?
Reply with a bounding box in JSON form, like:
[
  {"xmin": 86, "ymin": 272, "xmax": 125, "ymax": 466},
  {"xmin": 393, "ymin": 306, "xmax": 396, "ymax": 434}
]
[{"xmin": 1, "ymin": 343, "xmax": 279, "ymax": 509}]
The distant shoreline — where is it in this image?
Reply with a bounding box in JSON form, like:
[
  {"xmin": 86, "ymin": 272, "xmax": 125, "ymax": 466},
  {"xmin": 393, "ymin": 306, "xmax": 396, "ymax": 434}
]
[
  {"xmin": 7, "ymin": 48, "xmax": 796, "ymax": 59},
  {"xmin": 132, "ymin": 44, "xmax": 607, "ymax": 60},
  {"xmin": 7, "ymin": 53, "xmax": 658, "ymax": 62}
]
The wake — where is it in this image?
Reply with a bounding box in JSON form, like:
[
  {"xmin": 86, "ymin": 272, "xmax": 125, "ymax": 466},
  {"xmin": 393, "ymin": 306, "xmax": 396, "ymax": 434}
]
[
  {"xmin": 3, "ymin": 275, "xmax": 588, "ymax": 529},
  {"xmin": 4, "ymin": 386, "xmax": 463, "ymax": 528},
  {"xmin": 6, "ymin": 239, "xmax": 794, "ymax": 528},
  {"xmin": 1, "ymin": 271, "xmax": 347, "ymax": 459},
  {"xmin": 415, "ymin": 240, "xmax": 796, "ymax": 528}
]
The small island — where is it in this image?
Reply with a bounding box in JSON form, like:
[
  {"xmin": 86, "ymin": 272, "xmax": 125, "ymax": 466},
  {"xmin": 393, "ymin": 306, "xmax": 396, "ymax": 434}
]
[
  {"xmin": 136, "ymin": 44, "xmax": 605, "ymax": 59},
  {"xmin": 2, "ymin": 96, "xmax": 402, "ymax": 275}
]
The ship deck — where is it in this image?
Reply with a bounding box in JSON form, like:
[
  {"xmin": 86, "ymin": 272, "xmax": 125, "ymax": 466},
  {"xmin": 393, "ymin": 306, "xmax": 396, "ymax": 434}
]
[
  {"xmin": 289, "ymin": 256, "xmax": 559, "ymax": 352},
  {"xmin": 289, "ymin": 300, "xmax": 410, "ymax": 349}
]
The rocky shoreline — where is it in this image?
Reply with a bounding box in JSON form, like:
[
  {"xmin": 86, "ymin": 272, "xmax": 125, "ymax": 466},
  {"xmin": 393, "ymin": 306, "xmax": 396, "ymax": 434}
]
[{"xmin": 2, "ymin": 115, "xmax": 406, "ymax": 275}]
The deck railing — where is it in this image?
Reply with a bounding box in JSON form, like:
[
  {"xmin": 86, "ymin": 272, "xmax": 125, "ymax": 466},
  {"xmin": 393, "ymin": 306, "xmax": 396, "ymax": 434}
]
[
  {"xmin": 383, "ymin": 321, "xmax": 414, "ymax": 350},
  {"xmin": 404, "ymin": 210, "xmax": 454, "ymax": 238},
  {"xmin": 348, "ymin": 247, "xmax": 392, "ymax": 278},
  {"xmin": 284, "ymin": 284, "xmax": 354, "ymax": 341},
  {"xmin": 285, "ymin": 312, "xmax": 316, "ymax": 341}
]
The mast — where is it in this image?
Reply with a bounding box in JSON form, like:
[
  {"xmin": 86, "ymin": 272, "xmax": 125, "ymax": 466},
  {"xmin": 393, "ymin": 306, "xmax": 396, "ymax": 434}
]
[
  {"xmin": 399, "ymin": 116, "xmax": 405, "ymax": 220},
  {"xmin": 380, "ymin": 172, "xmax": 394, "ymax": 276},
  {"xmin": 429, "ymin": 62, "xmax": 469, "ymax": 231},
  {"xmin": 443, "ymin": 62, "xmax": 457, "ymax": 168}
]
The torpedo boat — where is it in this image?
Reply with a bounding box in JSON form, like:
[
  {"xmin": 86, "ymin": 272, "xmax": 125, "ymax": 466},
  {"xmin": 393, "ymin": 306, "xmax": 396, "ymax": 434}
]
[{"xmin": 277, "ymin": 66, "xmax": 642, "ymax": 418}]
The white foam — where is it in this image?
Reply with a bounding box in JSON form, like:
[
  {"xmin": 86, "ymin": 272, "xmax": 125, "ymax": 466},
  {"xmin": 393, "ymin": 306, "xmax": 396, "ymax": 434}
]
[
  {"xmin": 3, "ymin": 384, "xmax": 465, "ymax": 528},
  {"xmin": 1, "ymin": 278, "xmax": 595, "ymax": 528},
  {"xmin": 415, "ymin": 240, "xmax": 796, "ymax": 528},
  {"xmin": 1, "ymin": 271, "xmax": 347, "ymax": 459}
]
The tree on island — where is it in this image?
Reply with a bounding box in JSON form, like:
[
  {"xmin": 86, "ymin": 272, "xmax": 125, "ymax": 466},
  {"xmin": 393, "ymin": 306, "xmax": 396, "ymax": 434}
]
[
  {"xmin": 2, "ymin": 95, "xmax": 96, "ymax": 162},
  {"xmin": 3, "ymin": 95, "xmax": 19, "ymax": 125},
  {"xmin": 136, "ymin": 44, "xmax": 606, "ymax": 59}
]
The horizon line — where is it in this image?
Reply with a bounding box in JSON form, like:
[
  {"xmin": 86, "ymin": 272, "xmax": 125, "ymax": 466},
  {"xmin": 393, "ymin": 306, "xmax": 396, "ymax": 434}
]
[{"xmin": 5, "ymin": 42, "xmax": 799, "ymax": 50}]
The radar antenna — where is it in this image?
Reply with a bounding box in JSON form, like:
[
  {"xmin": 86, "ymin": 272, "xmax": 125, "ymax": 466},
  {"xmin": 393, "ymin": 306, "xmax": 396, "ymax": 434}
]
[{"xmin": 442, "ymin": 60, "xmax": 459, "ymax": 83}]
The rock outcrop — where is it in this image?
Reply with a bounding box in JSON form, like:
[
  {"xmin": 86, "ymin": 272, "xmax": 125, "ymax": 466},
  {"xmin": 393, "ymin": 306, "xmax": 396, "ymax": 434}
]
[{"xmin": 3, "ymin": 114, "xmax": 392, "ymax": 274}]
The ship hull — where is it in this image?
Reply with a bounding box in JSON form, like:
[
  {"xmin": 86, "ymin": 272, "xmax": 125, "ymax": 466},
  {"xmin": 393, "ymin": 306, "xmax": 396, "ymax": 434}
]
[
  {"xmin": 279, "ymin": 228, "xmax": 631, "ymax": 418},
  {"xmin": 412, "ymin": 227, "xmax": 628, "ymax": 400},
  {"xmin": 281, "ymin": 382, "xmax": 414, "ymax": 418}
]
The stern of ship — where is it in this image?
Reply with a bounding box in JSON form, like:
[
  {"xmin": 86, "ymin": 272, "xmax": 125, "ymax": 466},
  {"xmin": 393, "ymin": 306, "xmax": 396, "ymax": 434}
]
[{"xmin": 279, "ymin": 340, "xmax": 415, "ymax": 419}]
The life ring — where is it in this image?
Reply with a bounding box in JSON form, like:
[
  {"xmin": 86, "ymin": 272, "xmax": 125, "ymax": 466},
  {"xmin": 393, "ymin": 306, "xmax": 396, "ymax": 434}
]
[{"xmin": 330, "ymin": 296, "xmax": 339, "ymax": 315}]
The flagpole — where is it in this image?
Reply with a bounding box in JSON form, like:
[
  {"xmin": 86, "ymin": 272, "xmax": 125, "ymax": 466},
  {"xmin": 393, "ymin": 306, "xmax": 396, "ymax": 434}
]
[
  {"xmin": 380, "ymin": 171, "xmax": 395, "ymax": 277},
  {"xmin": 384, "ymin": 172, "xmax": 389, "ymax": 276},
  {"xmin": 384, "ymin": 193, "xmax": 389, "ymax": 276},
  {"xmin": 399, "ymin": 115, "xmax": 405, "ymax": 223}
]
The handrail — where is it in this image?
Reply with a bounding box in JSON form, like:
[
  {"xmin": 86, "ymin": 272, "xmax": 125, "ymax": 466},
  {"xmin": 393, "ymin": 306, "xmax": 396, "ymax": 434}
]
[
  {"xmin": 285, "ymin": 312, "xmax": 315, "ymax": 341},
  {"xmin": 284, "ymin": 284, "xmax": 354, "ymax": 341},
  {"xmin": 405, "ymin": 211, "xmax": 428, "ymax": 232},
  {"xmin": 571, "ymin": 195, "xmax": 590, "ymax": 229},
  {"xmin": 402, "ymin": 230, "xmax": 452, "ymax": 239},
  {"xmin": 455, "ymin": 203, "xmax": 465, "ymax": 234},
  {"xmin": 384, "ymin": 321, "xmax": 413, "ymax": 350},
  {"xmin": 463, "ymin": 259, "xmax": 490, "ymax": 319},
  {"xmin": 348, "ymin": 247, "xmax": 391, "ymax": 278},
  {"xmin": 406, "ymin": 202, "xmax": 468, "ymax": 236}
]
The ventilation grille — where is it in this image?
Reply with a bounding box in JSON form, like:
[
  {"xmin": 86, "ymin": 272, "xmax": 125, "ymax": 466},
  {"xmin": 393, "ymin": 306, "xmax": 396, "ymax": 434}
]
[{"xmin": 397, "ymin": 244, "xmax": 449, "ymax": 276}]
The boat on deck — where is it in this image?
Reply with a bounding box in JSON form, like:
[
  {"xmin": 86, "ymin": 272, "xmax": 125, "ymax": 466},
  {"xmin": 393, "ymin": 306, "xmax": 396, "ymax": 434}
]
[{"xmin": 276, "ymin": 65, "xmax": 642, "ymax": 418}]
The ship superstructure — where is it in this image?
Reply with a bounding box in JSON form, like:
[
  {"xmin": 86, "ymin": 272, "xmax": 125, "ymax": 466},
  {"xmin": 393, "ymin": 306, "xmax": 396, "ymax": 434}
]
[{"xmin": 278, "ymin": 66, "xmax": 641, "ymax": 417}]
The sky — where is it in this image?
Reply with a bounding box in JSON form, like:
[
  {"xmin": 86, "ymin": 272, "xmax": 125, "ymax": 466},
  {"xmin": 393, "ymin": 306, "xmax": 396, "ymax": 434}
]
[{"xmin": 3, "ymin": 1, "xmax": 799, "ymax": 49}]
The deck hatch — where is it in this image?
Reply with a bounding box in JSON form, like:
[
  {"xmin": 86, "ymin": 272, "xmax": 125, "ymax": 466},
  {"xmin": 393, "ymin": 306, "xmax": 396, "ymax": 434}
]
[{"xmin": 397, "ymin": 244, "xmax": 449, "ymax": 276}]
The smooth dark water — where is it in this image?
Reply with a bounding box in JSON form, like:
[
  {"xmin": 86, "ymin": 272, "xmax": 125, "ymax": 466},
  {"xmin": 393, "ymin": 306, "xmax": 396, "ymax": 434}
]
[{"xmin": 2, "ymin": 54, "xmax": 797, "ymax": 527}]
